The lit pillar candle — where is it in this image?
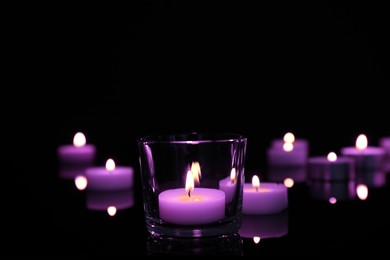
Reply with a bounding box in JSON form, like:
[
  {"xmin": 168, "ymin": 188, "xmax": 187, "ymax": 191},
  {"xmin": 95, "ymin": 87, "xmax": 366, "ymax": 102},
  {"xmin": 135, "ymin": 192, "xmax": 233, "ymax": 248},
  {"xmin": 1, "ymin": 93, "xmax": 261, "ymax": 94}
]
[
  {"xmin": 85, "ymin": 158, "xmax": 134, "ymax": 191},
  {"xmin": 340, "ymin": 134, "xmax": 385, "ymax": 171},
  {"xmin": 267, "ymin": 132, "xmax": 309, "ymax": 167},
  {"xmin": 243, "ymin": 175, "xmax": 288, "ymax": 215},
  {"xmin": 308, "ymin": 152, "xmax": 355, "ymax": 182},
  {"xmin": 158, "ymin": 171, "xmax": 226, "ymax": 225},
  {"xmin": 218, "ymin": 168, "xmax": 238, "ymax": 203}
]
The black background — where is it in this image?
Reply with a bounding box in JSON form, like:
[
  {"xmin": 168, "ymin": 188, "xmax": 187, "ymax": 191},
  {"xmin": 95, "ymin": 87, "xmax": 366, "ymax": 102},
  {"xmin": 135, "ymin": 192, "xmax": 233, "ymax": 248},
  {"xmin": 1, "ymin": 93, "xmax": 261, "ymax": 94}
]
[{"xmin": 6, "ymin": 0, "xmax": 390, "ymax": 256}]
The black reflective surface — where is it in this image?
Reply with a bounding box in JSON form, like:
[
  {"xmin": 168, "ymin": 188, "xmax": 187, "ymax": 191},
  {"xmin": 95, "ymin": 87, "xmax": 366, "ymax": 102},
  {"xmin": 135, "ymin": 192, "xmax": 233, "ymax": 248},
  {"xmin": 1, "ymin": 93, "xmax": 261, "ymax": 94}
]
[{"xmin": 9, "ymin": 0, "xmax": 390, "ymax": 256}]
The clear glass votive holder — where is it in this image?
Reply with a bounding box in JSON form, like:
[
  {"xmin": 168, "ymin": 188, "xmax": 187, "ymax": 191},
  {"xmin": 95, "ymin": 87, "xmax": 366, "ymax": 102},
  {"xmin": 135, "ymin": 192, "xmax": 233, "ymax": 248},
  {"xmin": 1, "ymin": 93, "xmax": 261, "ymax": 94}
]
[{"xmin": 137, "ymin": 132, "xmax": 247, "ymax": 238}]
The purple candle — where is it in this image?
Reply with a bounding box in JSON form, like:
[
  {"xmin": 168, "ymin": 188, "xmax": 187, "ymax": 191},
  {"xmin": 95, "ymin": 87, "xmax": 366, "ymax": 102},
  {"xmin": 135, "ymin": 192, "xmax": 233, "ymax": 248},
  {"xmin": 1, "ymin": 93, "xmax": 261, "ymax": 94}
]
[
  {"xmin": 85, "ymin": 158, "xmax": 134, "ymax": 191},
  {"xmin": 340, "ymin": 134, "xmax": 385, "ymax": 170},
  {"xmin": 242, "ymin": 175, "xmax": 288, "ymax": 215},
  {"xmin": 267, "ymin": 132, "xmax": 309, "ymax": 167},
  {"xmin": 57, "ymin": 132, "xmax": 96, "ymax": 166},
  {"xmin": 158, "ymin": 171, "xmax": 226, "ymax": 225},
  {"xmin": 308, "ymin": 152, "xmax": 355, "ymax": 182},
  {"xmin": 218, "ymin": 168, "xmax": 238, "ymax": 203}
]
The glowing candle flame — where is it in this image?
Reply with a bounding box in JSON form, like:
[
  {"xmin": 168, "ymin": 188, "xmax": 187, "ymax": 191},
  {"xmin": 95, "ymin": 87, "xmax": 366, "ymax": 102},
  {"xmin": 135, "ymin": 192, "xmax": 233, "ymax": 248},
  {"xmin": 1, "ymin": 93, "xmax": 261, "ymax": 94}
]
[
  {"xmin": 105, "ymin": 158, "xmax": 116, "ymax": 171},
  {"xmin": 283, "ymin": 132, "xmax": 295, "ymax": 144},
  {"xmin": 190, "ymin": 162, "xmax": 201, "ymax": 184},
  {"xmin": 284, "ymin": 178, "xmax": 294, "ymax": 188},
  {"xmin": 356, "ymin": 134, "xmax": 368, "ymax": 150},
  {"xmin": 253, "ymin": 236, "xmax": 261, "ymax": 244},
  {"xmin": 230, "ymin": 168, "xmax": 236, "ymax": 183},
  {"xmin": 107, "ymin": 206, "xmax": 117, "ymax": 216},
  {"xmin": 73, "ymin": 132, "xmax": 86, "ymax": 147},
  {"xmin": 185, "ymin": 170, "xmax": 195, "ymax": 197},
  {"xmin": 283, "ymin": 142, "xmax": 294, "ymax": 152},
  {"xmin": 356, "ymin": 184, "xmax": 368, "ymax": 200},
  {"xmin": 74, "ymin": 175, "xmax": 88, "ymax": 190},
  {"xmin": 252, "ymin": 175, "xmax": 260, "ymax": 192},
  {"xmin": 329, "ymin": 197, "xmax": 337, "ymax": 204},
  {"xmin": 327, "ymin": 152, "xmax": 337, "ymax": 162}
]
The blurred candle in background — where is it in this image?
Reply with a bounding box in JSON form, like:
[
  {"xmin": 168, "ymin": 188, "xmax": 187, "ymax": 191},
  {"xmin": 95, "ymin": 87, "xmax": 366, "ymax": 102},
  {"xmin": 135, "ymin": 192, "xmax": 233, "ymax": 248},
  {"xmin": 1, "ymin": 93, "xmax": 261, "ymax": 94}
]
[
  {"xmin": 85, "ymin": 158, "xmax": 134, "ymax": 191},
  {"xmin": 307, "ymin": 152, "xmax": 355, "ymax": 182},
  {"xmin": 267, "ymin": 132, "xmax": 309, "ymax": 167},
  {"xmin": 340, "ymin": 134, "xmax": 385, "ymax": 171},
  {"xmin": 57, "ymin": 131, "xmax": 96, "ymax": 167}
]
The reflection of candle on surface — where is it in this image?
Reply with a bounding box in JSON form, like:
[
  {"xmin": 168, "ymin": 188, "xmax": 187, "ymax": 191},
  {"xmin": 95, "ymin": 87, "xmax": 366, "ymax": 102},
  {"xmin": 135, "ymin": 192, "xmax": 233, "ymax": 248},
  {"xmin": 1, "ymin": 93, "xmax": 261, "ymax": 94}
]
[
  {"xmin": 267, "ymin": 132, "xmax": 308, "ymax": 167},
  {"xmin": 308, "ymin": 152, "xmax": 355, "ymax": 182},
  {"xmin": 239, "ymin": 210, "xmax": 288, "ymax": 240},
  {"xmin": 340, "ymin": 134, "xmax": 385, "ymax": 170},
  {"xmin": 85, "ymin": 158, "xmax": 134, "ymax": 191},
  {"xmin": 57, "ymin": 132, "xmax": 96, "ymax": 166},
  {"xmin": 309, "ymin": 180, "xmax": 356, "ymax": 202},
  {"xmin": 267, "ymin": 165, "xmax": 307, "ymax": 184},
  {"xmin": 158, "ymin": 171, "xmax": 225, "ymax": 225},
  {"xmin": 243, "ymin": 175, "xmax": 288, "ymax": 215},
  {"xmin": 86, "ymin": 189, "xmax": 135, "ymax": 216},
  {"xmin": 219, "ymin": 168, "xmax": 237, "ymax": 203},
  {"xmin": 379, "ymin": 137, "xmax": 390, "ymax": 172}
]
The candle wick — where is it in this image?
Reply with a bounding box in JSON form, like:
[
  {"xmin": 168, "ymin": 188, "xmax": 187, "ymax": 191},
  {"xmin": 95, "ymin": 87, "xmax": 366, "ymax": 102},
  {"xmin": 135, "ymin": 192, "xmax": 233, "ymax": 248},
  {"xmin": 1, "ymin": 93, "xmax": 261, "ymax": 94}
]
[
  {"xmin": 188, "ymin": 190, "xmax": 191, "ymax": 197},
  {"xmin": 255, "ymin": 187, "xmax": 258, "ymax": 192}
]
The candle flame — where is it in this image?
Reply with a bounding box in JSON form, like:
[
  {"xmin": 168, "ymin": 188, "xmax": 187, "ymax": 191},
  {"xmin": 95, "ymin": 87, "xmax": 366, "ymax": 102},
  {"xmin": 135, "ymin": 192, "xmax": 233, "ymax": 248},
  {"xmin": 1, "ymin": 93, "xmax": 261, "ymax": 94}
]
[
  {"xmin": 283, "ymin": 142, "xmax": 294, "ymax": 152},
  {"xmin": 191, "ymin": 162, "xmax": 201, "ymax": 184},
  {"xmin": 252, "ymin": 175, "xmax": 260, "ymax": 191},
  {"xmin": 283, "ymin": 132, "xmax": 295, "ymax": 144},
  {"xmin": 105, "ymin": 158, "xmax": 116, "ymax": 171},
  {"xmin": 356, "ymin": 184, "xmax": 368, "ymax": 200},
  {"xmin": 230, "ymin": 168, "xmax": 236, "ymax": 183},
  {"xmin": 356, "ymin": 134, "xmax": 368, "ymax": 150},
  {"xmin": 284, "ymin": 177, "xmax": 294, "ymax": 188},
  {"xmin": 107, "ymin": 206, "xmax": 117, "ymax": 216},
  {"xmin": 329, "ymin": 197, "xmax": 337, "ymax": 204},
  {"xmin": 73, "ymin": 132, "xmax": 86, "ymax": 147},
  {"xmin": 74, "ymin": 175, "xmax": 88, "ymax": 190},
  {"xmin": 185, "ymin": 170, "xmax": 195, "ymax": 197},
  {"xmin": 327, "ymin": 152, "xmax": 337, "ymax": 162},
  {"xmin": 253, "ymin": 236, "xmax": 261, "ymax": 244}
]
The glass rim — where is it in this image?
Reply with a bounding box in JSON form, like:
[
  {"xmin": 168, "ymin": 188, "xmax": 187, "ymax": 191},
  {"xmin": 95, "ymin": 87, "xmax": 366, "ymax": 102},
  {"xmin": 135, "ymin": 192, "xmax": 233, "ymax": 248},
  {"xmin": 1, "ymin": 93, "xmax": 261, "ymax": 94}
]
[{"xmin": 137, "ymin": 132, "xmax": 247, "ymax": 144}]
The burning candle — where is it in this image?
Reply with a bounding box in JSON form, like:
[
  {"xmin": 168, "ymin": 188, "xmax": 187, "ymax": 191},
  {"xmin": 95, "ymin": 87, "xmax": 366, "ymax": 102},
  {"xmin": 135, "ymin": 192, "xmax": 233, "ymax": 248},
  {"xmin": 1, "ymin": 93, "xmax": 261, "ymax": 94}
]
[
  {"xmin": 308, "ymin": 152, "xmax": 355, "ymax": 182},
  {"xmin": 242, "ymin": 175, "xmax": 288, "ymax": 215},
  {"xmin": 85, "ymin": 158, "xmax": 134, "ymax": 191},
  {"xmin": 267, "ymin": 132, "xmax": 309, "ymax": 167},
  {"xmin": 57, "ymin": 132, "xmax": 96, "ymax": 166},
  {"xmin": 218, "ymin": 168, "xmax": 238, "ymax": 203},
  {"xmin": 158, "ymin": 171, "xmax": 226, "ymax": 225},
  {"xmin": 340, "ymin": 134, "xmax": 385, "ymax": 170}
]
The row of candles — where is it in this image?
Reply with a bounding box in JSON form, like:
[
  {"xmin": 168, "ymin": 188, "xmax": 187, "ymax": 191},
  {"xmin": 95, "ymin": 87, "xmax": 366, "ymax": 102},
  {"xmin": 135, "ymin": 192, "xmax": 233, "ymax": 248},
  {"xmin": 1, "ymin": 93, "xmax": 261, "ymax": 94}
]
[{"xmin": 57, "ymin": 131, "xmax": 390, "ymax": 243}]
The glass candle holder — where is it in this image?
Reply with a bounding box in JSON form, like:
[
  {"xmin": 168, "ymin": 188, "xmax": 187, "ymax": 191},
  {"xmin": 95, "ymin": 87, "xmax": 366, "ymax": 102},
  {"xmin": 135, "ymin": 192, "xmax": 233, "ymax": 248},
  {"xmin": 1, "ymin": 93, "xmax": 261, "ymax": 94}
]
[{"xmin": 137, "ymin": 132, "xmax": 247, "ymax": 238}]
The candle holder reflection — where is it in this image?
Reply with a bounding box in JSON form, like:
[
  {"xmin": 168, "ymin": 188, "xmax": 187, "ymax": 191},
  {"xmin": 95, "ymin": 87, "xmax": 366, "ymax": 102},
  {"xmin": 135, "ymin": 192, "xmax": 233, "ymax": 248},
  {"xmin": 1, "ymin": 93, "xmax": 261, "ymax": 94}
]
[
  {"xmin": 267, "ymin": 166, "xmax": 307, "ymax": 184},
  {"xmin": 356, "ymin": 168, "xmax": 387, "ymax": 188},
  {"xmin": 86, "ymin": 189, "xmax": 134, "ymax": 216},
  {"xmin": 239, "ymin": 211, "xmax": 288, "ymax": 244},
  {"xmin": 146, "ymin": 233, "xmax": 243, "ymax": 256},
  {"xmin": 308, "ymin": 180, "xmax": 356, "ymax": 202},
  {"xmin": 58, "ymin": 165, "xmax": 89, "ymax": 180}
]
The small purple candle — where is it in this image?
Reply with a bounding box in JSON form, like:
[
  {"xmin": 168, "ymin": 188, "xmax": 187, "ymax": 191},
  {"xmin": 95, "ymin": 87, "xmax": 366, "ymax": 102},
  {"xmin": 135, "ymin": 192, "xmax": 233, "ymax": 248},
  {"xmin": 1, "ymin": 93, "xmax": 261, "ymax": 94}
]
[
  {"xmin": 158, "ymin": 171, "xmax": 226, "ymax": 225},
  {"xmin": 85, "ymin": 158, "xmax": 134, "ymax": 191},
  {"xmin": 340, "ymin": 134, "xmax": 385, "ymax": 170},
  {"xmin": 267, "ymin": 132, "xmax": 309, "ymax": 167},
  {"xmin": 308, "ymin": 152, "xmax": 355, "ymax": 182},
  {"xmin": 57, "ymin": 132, "xmax": 96, "ymax": 166},
  {"xmin": 242, "ymin": 175, "xmax": 288, "ymax": 215}
]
